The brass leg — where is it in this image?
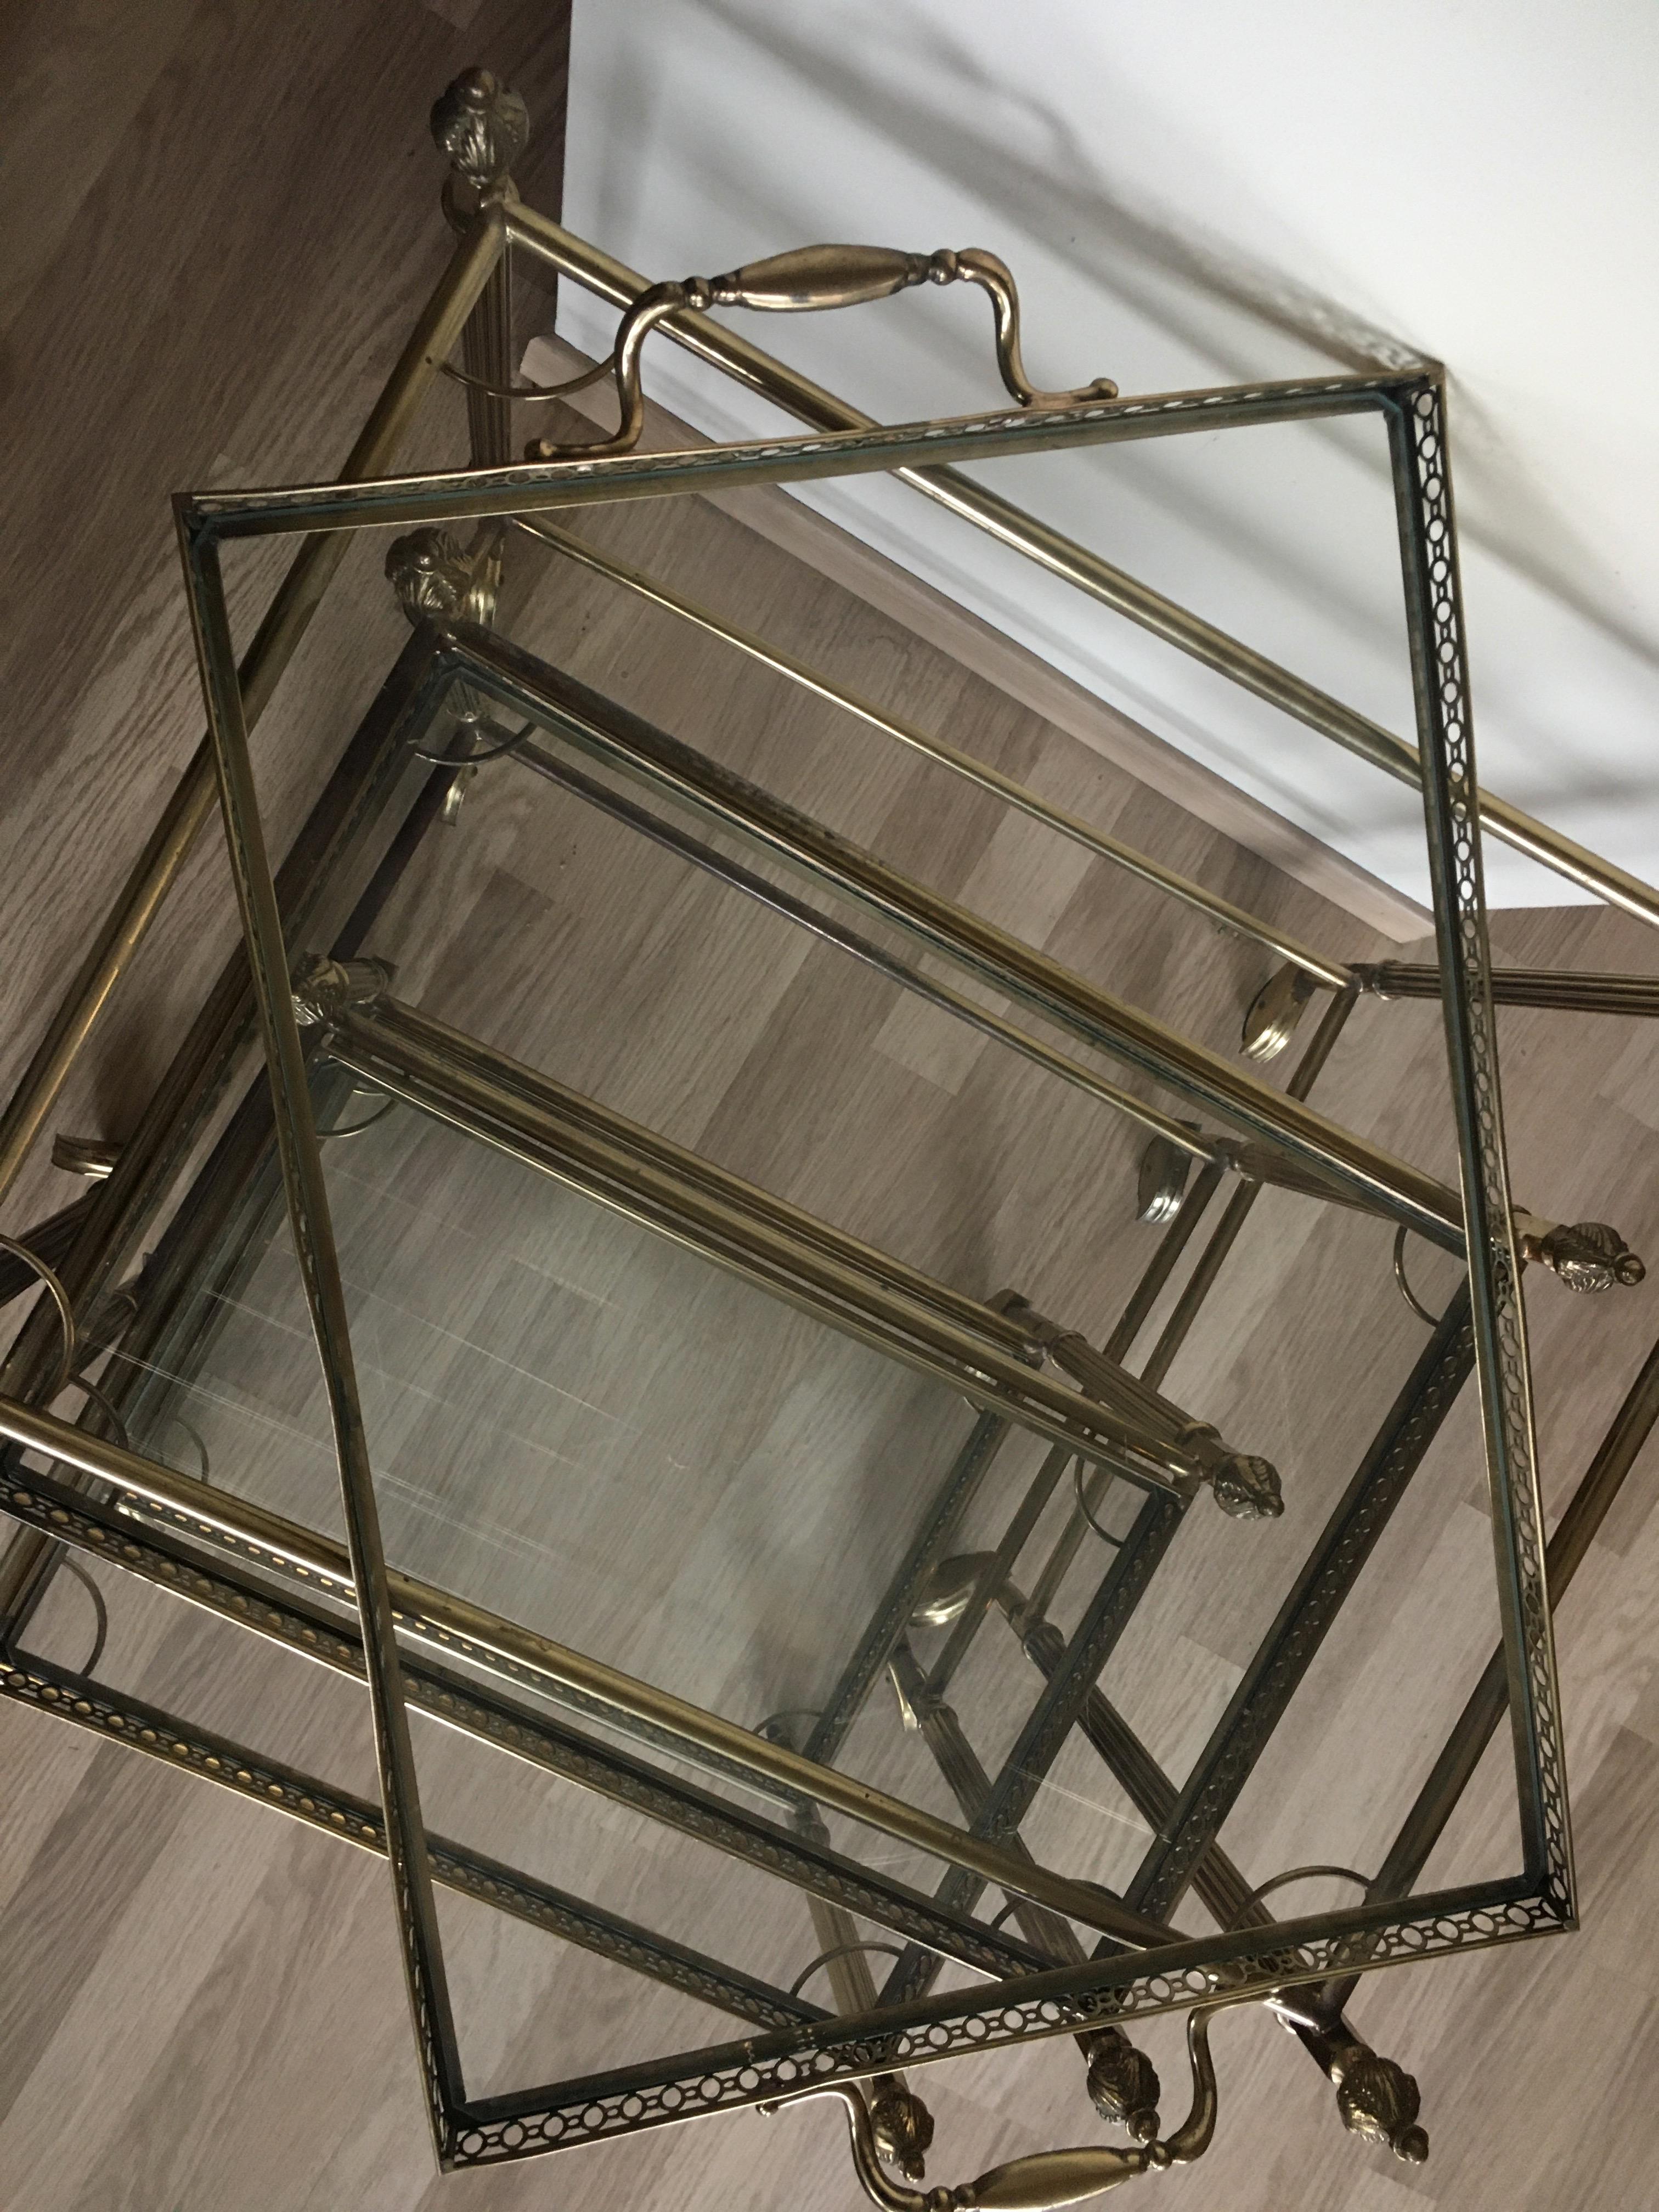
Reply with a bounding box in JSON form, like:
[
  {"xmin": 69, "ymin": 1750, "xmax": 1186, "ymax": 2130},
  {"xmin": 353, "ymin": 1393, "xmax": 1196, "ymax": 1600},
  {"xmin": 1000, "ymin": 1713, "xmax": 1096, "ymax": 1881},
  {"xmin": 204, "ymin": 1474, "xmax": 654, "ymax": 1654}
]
[
  {"xmin": 762, "ymin": 1716, "xmax": 935, "ymax": 2181},
  {"xmin": 887, "ymin": 1640, "xmax": 1163, "ymax": 2144}
]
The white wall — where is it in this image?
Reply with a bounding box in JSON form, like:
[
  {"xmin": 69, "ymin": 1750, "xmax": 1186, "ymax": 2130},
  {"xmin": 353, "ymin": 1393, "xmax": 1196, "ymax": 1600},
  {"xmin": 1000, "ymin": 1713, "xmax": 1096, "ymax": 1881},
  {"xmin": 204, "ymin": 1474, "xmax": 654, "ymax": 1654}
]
[{"xmin": 560, "ymin": 0, "xmax": 1659, "ymax": 909}]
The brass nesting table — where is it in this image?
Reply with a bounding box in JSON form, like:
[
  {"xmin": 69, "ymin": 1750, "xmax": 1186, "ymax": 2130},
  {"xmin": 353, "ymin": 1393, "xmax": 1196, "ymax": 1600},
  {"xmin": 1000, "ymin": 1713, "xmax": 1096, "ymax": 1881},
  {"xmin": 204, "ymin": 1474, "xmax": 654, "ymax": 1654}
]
[{"xmin": 3, "ymin": 63, "xmax": 1658, "ymax": 2203}]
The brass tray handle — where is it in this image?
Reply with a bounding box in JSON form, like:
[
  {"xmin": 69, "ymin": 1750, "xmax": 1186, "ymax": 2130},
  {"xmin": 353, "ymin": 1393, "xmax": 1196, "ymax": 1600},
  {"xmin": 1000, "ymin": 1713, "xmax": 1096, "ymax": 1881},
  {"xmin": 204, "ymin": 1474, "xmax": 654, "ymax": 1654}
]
[
  {"xmin": 763, "ymin": 2005, "xmax": 1219, "ymax": 2210},
  {"xmin": 526, "ymin": 243, "xmax": 1118, "ymax": 461}
]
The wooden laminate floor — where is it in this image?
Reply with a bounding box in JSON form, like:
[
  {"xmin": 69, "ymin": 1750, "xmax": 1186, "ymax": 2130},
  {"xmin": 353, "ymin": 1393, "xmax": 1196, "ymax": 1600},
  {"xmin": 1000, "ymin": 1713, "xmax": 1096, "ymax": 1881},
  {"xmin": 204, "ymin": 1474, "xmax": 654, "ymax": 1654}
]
[{"xmin": 3, "ymin": 10, "xmax": 1659, "ymax": 2211}]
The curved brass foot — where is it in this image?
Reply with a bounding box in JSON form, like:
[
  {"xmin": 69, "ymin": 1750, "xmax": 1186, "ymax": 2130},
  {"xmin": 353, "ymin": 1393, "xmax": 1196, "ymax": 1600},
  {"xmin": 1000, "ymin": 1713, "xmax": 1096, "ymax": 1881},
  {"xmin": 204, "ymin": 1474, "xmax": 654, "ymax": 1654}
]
[
  {"xmin": 1135, "ymin": 1133, "xmax": 1193, "ymax": 1223},
  {"xmin": 1241, "ymin": 964, "xmax": 1319, "ymax": 1062}
]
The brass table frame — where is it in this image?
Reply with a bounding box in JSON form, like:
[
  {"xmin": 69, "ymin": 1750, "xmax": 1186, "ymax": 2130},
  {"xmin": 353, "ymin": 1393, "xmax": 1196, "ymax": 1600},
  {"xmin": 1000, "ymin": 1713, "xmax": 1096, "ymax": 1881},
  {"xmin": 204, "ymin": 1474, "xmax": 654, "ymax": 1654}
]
[{"xmin": 2, "ymin": 62, "xmax": 1654, "ymax": 2190}]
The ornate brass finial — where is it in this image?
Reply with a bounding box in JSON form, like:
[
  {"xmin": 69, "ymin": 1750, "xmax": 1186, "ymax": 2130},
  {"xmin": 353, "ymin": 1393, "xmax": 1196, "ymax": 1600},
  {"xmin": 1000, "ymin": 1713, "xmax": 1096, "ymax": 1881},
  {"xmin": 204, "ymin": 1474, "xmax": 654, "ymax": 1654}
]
[
  {"xmin": 1080, "ymin": 2026, "xmax": 1162, "ymax": 2144},
  {"xmin": 765, "ymin": 2004, "xmax": 1224, "ymax": 2211},
  {"xmin": 430, "ymin": 67, "xmax": 528, "ymax": 197},
  {"xmin": 1519, "ymin": 1217, "xmax": 1645, "ymax": 1294},
  {"xmin": 1180, "ymin": 1427, "xmax": 1284, "ymax": 1519},
  {"xmin": 1328, "ymin": 2040, "xmax": 1428, "ymax": 2164},
  {"xmin": 1209, "ymin": 1452, "xmax": 1285, "ymax": 1519},
  {"xmin": 870, "ymin": 2078, "xmax": 935, "ymax": 2182},
  {"xmin": 385, "ymin": 528, "xmax": 496, "ymax": 629},
  {"xmin": 290, "ymin": 955, "xmax": 394, "ymax": 1027}
]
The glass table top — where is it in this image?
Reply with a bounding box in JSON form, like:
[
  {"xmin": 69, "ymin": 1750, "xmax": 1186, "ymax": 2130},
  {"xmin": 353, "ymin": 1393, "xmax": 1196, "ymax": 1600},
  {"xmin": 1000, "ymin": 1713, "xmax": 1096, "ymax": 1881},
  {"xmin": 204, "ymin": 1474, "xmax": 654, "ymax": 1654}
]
[{"xmin": 67, "ymin": 534, "xmax": 1543, "ymax": 2097}]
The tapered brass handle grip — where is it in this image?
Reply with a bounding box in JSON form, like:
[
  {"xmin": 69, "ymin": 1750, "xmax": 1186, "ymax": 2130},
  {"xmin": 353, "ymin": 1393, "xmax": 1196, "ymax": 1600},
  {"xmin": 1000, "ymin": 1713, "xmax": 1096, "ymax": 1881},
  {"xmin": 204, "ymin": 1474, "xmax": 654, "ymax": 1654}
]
[
  {"xmin": 702, "ymin": 243, "xmax": 942, "ymax": 311},
  {"xmin": 526, "ymin": 243, "xmax": 1118, "ymax": 461}
]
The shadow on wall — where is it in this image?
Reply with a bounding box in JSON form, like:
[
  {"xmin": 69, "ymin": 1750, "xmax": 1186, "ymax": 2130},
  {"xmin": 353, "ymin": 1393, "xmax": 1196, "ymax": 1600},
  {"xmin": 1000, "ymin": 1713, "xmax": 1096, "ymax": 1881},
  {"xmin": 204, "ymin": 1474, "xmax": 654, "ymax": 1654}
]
[{"xmin": 662, "ymin": 0, "xmax": 1659, "ymax": 682}]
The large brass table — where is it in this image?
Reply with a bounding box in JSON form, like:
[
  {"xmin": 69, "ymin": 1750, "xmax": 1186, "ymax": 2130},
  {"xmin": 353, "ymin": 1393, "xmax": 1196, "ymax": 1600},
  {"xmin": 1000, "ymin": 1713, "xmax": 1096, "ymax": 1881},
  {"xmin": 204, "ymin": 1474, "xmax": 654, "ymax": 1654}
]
[{"xmin": 2, "ymin": 63, "xmax": 1658, "ymax": 2202}]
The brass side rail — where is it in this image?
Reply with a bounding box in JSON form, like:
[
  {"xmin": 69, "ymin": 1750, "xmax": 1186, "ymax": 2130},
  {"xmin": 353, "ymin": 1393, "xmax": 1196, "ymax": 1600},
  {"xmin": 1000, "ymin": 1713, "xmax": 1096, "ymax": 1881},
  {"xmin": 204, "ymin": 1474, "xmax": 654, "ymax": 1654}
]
[
  {"xmin": 1356, "ymin": 962, "xmax": 1659, "ymax": 1015},
  {"xmin": 1245, "ymin": 957, "xmax": 1659, "ymax": 1061},
  {"xmin": 431, "ymin": 624, "xmax": 1468, "ymax": 1249},
  {"xmin": 0, "ymin": 1650, "xmax": 824, "ymax": 2035}
]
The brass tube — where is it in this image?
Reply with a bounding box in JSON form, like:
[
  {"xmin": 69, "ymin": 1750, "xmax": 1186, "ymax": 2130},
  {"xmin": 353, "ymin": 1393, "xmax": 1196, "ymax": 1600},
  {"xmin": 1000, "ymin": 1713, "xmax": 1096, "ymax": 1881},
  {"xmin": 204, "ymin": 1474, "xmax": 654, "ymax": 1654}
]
[
  {"xmin": 1139, "ymin": 989, "xmax": 1357, "ymax": 1392},
  {"xmin": 0, "ymin": 1396, "xmax": 1176, "ymax": 1949},
  {"xmin": 500, "ymin": 206, "xmax": 1659, "ymax": 934},
  {"xmin": 0, "ymin": 209, "xmax": 508, "ymax": 1213},
  {"xmin": 509, "ymin": 515, "xmax": 1351, "ymax": 990},
  {"xmin": 1355, "ymin": 962, "xmax": 1659, "ymax": 1016},
  {"xmin": 327, "ymin": 1005, "xmax": 1204, "ymax": 1491}
]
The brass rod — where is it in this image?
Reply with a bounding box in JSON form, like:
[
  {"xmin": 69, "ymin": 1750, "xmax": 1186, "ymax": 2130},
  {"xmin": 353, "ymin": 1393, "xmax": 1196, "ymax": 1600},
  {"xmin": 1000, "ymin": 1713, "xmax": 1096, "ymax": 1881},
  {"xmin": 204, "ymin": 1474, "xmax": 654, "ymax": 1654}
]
[
  {"xmin": 505, "ymin": 733, "xmax": 1222, "ymax": 1165},
  {"xmin": 0, "ymin": 210, "xmax": 508, "ymax": 1214},
  {"xmin": 345, "ymin": 998, "xmax": 1034, "ymax": 1357},
  {"xmin": 1355, "ymin": 962, "xmax": 1659, "ymax": 1015},
  {"xmin": 510, "ymin": 515, "xmax": 1351, "ymax": 990},
  {"xmin": 925, "ymin": 1446, "xmax": 1073, "ymax": 1696},
  {"xmin": 1139, "ymin": 1185, "xmax": 1260, "ymax": 1397},
  {"xmin": 500, "ymin": 206, "xmax": 1659, "ymax": 934},
  {"xmin": 1102, "ymin": 1165, "xmax": 1228, "ymax": 1367},
  {"xmin": 327, "ymin": 1008, "xmax": 1206, "ymax": 1490},
  {"xmin": 1321, "ymin": 1325, "xmax": 1659, "ymax": 2021},
  {"xmin": 1000, "ymin": 1599, "xmax": 1254, "ymax": 1933},
  {"xmin": 455, "ymin": 631, "xmax": 1463, "ymax": 1246},
  {"xmin": 0, "ymin": 1396, "xmax": 1175, "ymax": 1949},
  {"xmin": 805, "ymin": 1412, "xmax": 1010, "ymax": 1766},
  {"xmin": 889, "ymin": 1640, "xmax": 1084, "ymax": 1967}
]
